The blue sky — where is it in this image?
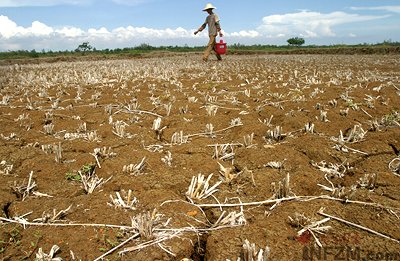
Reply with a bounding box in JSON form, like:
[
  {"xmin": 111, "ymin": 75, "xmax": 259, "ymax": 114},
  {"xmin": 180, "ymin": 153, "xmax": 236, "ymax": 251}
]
[{"xmin": 0, "ymin": 0, "xmax": 399, "ymax": 51}]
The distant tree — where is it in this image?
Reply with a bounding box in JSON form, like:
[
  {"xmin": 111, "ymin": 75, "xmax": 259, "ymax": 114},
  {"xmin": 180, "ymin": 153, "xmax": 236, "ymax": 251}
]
[
  {"xmin": 75, "ymin": 42, "xmax": 93, "ymax": 55},
  {"xmin": 29, "ymin": 49, "xmax": 39, "ymax": 58},
  {"xmin": 135, "ymin": 43, "xmax": 154, "ymax": 51},
  {"xmin": 287, "ymin": 37, "xmax": 305, "ymax": 47}
]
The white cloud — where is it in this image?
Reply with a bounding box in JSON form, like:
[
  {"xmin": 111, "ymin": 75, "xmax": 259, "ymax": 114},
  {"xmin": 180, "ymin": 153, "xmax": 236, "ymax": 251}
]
[
  {"xmin": 351, "ymin": 6, "xmax": 400, "ymax": 14},
  {"xmin": 30, "ymin": 21, "xmax": 54, "ymax": 36},
  {"xmin": 0, "ymin": 15, "xmax": 22, "ymax": 38},
  {"xmin": 0, "ymin": 8, "xmax": 395, "ymax": 51},
  {"xmin": 258, "ymin": 10, "xmax": 389, "ymax": 38},
  {"xmin": 55, "ymin": 27, "xmax": 85, "ymax": 38},
  {"xmin": 0, "ymin": 15, "xmax": 213, "ymax": 50},
  {"xmin": 86, "ymin": 26, "xmax": 195, "ymax": 41},
  {"xmin": 229, "ymin": 30, "xmax": 260, "ymax": 38},
  {"xmin": 0, "ymin": 15, "xmax": 53, "ymax": 38}
]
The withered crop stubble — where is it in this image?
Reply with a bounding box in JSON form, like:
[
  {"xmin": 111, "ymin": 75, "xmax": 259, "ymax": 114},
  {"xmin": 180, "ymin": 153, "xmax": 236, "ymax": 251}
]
[{"xmin": 0, "ymin": 53, "xmax": 400, "ymax": 260}]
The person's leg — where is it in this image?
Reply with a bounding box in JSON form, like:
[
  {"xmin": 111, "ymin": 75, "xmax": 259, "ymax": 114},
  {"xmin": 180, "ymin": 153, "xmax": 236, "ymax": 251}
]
[
  {"xmin": 202, "ymin": 35, "xmax": 216, "ymax": 61},
  {"xmin": 215, "ymin": 50, "xmax": 222, "ymax": 61},
  {"xmin": 213, "ymin": 39, "xmax": 222, "ymax": 61}
]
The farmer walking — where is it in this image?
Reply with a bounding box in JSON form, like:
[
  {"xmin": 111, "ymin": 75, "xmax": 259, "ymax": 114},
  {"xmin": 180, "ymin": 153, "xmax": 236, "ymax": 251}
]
[{"xmin": 194, "ymin": 3, "xmax": 223, "ymax": 62}]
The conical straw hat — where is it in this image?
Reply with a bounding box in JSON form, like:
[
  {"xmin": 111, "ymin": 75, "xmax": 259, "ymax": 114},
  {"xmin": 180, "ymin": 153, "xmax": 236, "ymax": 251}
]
[{"xmin": 203, "ymin": 3, "xmax": 216, "ymax": 11}]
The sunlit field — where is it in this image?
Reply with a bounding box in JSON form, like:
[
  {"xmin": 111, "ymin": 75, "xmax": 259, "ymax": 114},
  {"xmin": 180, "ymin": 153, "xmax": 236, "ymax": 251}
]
[{"xmin": 1, "ymin": 53, "xmax": 400, "ymax": 260}]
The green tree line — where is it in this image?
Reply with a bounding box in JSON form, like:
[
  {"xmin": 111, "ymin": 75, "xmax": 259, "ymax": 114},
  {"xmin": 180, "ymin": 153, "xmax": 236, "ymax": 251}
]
[{"xmin": 1, "ymin": 40, "xmax": 399, "ymax": 60}]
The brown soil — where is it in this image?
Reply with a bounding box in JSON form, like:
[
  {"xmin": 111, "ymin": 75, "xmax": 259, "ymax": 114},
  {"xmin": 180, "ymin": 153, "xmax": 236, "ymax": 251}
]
[{"xmin": 1, "ymin": 54, "xmax": 400, "ymax": 260}]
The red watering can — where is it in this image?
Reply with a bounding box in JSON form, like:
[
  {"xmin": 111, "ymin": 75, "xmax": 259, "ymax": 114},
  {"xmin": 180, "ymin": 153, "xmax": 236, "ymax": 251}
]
[{"xmin": 215, "ymin": 39, "xmax": 227, "ymax": 55}]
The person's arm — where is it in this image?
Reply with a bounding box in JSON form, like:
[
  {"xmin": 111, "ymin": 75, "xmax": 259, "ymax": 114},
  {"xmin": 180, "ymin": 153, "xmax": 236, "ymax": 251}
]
[
  {"xmin": 214, "ymin": 15, "xmax": 223, "ymax": 37},
  {"xmin": 194, "ymin": 23, "xmax": 207, "ymax": 35},
  {"xmin": 215, "ymin": 21, "xmax": 223, "ymax": 37}
]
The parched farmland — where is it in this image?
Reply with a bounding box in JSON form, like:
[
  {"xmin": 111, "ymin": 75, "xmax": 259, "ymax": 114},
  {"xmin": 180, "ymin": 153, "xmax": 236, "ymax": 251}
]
[{"xmin": 1, "ymin": 54, "xmax": 400, "ymax": 260}]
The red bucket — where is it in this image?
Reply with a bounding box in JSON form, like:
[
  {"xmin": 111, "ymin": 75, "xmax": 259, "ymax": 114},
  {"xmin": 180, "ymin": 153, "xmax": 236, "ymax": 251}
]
[{"xmin": 215, "ymin": 39, "xmax": 227, "ymax": 55}]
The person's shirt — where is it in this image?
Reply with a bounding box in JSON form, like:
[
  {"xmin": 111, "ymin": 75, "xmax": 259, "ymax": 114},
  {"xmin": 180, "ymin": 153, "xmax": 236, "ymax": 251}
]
[{"xmin": 204, "ymin": 13, "xmax": 220, "ymax": 36}]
